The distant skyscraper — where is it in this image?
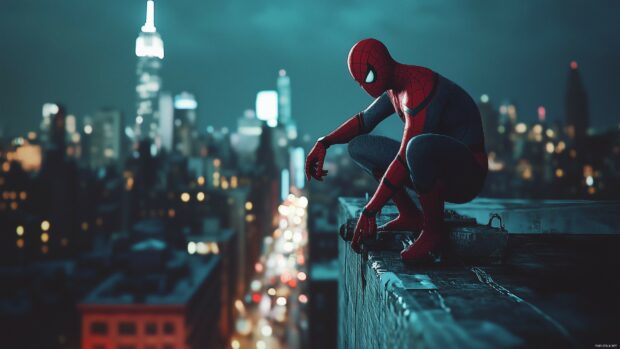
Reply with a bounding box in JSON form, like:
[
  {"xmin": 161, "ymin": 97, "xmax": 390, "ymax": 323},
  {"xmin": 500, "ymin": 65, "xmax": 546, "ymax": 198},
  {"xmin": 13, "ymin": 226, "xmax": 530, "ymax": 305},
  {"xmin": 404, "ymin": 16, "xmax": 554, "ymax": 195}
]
[
  {"xmin": 41, "ymin": 103, "xmax": 60, "ymax": 147},
  {"xmin": 51, "ymin": 104, "xmax": 67, "ymax": 153},
  {"xmin": 159, "ymin": 92, "xmax": 174, "ymax": 152},
  {"xmin": 135, "ymin": 0, "xmax": 164, "ymax": 146},
  {"xmin": 277, "ymin": 69, "xmax": 297, "ymax": 140},
  {"xmin": 478, "ymin": 95, "xmax": 499, "ymax": 153},
  {"xmin": 256, "ymin": 90, "xmax": 278, "ymax": 127},
  {"xmin": 231, "ymin": 110, "xmax": 262, "ymax": 171},
  {"xmin": 173, "ymin": 92, "xmax": 198, "ymax": 156},
  {"xmin": 565, "ymin": 60, "xmax": 589, "ymax": 147},
  {"xmin": 290, "ymin": 147, "xmax": 305, "ymax": 189},
  {"xmin": 277, "ymin": 70, "xmax": 291, "ymax": 124},
  {"xmin": 88, "ymin": 109, "xmax": 123, "ymax": 169}
]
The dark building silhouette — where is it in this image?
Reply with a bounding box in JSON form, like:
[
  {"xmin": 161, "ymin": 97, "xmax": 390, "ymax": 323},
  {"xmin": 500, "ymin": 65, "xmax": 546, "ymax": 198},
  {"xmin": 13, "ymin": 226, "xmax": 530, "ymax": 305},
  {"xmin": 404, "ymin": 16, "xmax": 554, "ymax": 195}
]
[
  {"xmin": 479, "ymin": 99, "xmax": 499, "ymax": 153},
  {"xmin": 39, "ymin": 104, "xmax": 80, "ymax": 258},
  {"xmin": 565, "ymin": 61, "xmax": 589, "ymax": 152}
]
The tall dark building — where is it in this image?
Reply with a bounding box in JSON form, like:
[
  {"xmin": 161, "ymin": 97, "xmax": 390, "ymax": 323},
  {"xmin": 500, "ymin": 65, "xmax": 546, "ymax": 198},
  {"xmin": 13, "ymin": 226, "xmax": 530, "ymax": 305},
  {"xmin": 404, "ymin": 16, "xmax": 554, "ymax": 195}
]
[
  {"xmin": 38, "ymin": 104, "xmax": 80, "ymax": 258},
  {"xmin": 51, "ymin": 105, "xmax": 66, "ymax": 153},
  {"xmin": 565, "ymin": 61, "xmax": 589, "ymax": 150},
  {"xmin": 478, "ymin": 97, "xmax": 499, "ymax": 153}
]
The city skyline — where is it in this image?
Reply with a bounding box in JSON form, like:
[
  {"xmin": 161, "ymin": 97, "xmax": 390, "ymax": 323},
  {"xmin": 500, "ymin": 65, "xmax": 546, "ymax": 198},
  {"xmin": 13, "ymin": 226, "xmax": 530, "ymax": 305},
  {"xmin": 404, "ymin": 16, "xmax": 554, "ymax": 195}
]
[
  {"xmin": 1, "ymin": 3, "xmax": 619, "ymax": 348},
  {"xmin": 1, "ymin": 1, "xmax": 619, "ymax": 138}
]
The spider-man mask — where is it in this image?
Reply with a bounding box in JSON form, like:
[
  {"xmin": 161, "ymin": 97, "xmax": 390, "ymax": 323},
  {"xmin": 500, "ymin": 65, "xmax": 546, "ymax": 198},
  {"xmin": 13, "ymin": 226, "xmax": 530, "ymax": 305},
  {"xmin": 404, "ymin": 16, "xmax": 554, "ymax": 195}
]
[{"xmin": 347, "ymin": 38, "xmax": 395, "ymax": 98}]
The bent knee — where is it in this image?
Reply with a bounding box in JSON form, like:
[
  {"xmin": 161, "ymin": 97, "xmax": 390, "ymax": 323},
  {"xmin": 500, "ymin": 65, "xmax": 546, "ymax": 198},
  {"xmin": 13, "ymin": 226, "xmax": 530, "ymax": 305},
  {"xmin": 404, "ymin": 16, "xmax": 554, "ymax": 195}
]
[
  {"xmin": 406, "ymin": 134, "xmax": 435, "ymax": 166},
  {"xmin": 347, "ymin": 135, "xmax": 372, "ymax": 161}
]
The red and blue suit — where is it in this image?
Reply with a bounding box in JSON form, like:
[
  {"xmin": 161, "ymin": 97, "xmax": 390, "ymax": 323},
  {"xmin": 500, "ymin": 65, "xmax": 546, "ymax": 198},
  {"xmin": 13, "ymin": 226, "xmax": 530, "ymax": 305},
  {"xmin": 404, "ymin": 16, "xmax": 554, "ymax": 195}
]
[{"xmin": 305, "ymin": 38, "xmax": 488, "ymax": 262}]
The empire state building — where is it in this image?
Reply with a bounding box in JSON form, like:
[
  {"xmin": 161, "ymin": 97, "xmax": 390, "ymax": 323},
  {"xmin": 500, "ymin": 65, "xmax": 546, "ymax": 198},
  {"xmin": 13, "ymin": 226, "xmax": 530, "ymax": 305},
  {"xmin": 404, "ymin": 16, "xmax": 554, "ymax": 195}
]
[{"xmin": 135, "ymin": 0, "xmax": 164, "ymax": 146}]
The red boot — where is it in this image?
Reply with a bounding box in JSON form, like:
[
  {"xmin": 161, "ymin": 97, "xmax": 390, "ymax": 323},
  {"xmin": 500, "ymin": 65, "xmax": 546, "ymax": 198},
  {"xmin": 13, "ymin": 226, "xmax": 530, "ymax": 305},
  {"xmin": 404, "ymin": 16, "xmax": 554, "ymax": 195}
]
[
  {"xmin": 401, "ymin": 184, "xmax": 445, "ymax": 262},
  {"xmin": 378, "ymin": 189, "xmax": 423, "ymax": 232}
]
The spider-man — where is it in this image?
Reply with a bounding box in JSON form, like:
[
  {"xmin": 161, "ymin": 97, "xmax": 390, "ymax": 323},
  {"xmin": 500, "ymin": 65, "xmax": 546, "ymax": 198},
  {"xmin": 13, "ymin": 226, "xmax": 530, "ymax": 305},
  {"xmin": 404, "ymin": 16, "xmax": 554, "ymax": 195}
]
[{"xmin": 305, "ymin": 38, "xmax": 488, "ymax": 262}]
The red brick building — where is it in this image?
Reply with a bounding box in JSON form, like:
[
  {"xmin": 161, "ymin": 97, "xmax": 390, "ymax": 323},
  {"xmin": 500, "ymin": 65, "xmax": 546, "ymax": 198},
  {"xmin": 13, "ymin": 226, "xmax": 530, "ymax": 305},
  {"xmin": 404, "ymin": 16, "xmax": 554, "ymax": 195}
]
[{"xmin": 79, "ymin": 254, "xmax": 222, "ymax": 349}]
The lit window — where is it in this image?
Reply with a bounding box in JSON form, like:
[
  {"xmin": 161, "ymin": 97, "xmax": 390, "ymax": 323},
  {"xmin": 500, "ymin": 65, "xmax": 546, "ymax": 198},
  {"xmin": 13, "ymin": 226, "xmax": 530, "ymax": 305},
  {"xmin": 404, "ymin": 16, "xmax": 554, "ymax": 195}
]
[
  {"xmin": 187, "ymin": 242, "xmax": 197, "ymax": 255},
  {"xmin": 180, "ymin": 192, "xmax": 190, "ymax": 203},
  {"xmin": 545, "ymin": 142, "xmax": 555, "ymax": 154},
  {"xmin": 196, "ymin": 192, "xmax": 205, "ymax": 202}
]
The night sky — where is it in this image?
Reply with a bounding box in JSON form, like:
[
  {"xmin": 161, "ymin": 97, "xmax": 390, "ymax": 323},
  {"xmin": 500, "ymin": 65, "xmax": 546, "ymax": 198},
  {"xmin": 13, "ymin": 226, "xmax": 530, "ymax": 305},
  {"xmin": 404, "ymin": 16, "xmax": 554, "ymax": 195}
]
[{"xmin": 1, "ymin": 0, "xmax": 619, "ymax": 139}]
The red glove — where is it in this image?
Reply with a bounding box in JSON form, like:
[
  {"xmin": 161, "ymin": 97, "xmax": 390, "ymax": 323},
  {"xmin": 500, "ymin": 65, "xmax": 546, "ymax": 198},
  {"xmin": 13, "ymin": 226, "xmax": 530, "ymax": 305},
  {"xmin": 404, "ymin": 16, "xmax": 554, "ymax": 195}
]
[
  {"xmin": 351, "ymin": 208, "xmax": 377, "ymax": 253},
  {"xmin": 305, "ymin": 140, "xmax": 329, "ymax": 181}
]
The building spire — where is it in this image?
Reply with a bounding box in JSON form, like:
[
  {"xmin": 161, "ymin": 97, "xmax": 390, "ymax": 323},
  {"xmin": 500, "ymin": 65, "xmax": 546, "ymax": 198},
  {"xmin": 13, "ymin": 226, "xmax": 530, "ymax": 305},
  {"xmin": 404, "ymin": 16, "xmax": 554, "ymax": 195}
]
[{"xmin": 141, "ymin": 0, "xmax": 156, "ymax": 33}]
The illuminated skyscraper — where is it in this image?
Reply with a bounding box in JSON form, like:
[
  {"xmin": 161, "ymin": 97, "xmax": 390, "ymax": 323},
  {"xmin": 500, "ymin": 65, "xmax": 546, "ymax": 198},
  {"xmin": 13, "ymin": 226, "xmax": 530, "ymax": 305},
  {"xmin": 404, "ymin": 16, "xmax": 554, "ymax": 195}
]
[
  {"xmin": 231, "ymin": 110, "xmax": 262, "ymax": 171},
  {"xmin": 159, "ymin": 92, "xmax": 174, "ymax": 152},
  {"xmin": 135, "ymin": 0, "xmax": 164, "ymax": 146},
  {"xmin": 256, "ymin": 90, "xmax": 278, "ymax": 127},
  {"xmin": 87, "ymin": 109, "xmax": 124, "ymax": 169},
  {"xmin": 277, "ymin": 70, "xmax": 291, "ymax": 124},
  {"xmin": 173, "ymin": 92, "xmax": 198, "ymax": 156},
  {"xmin": 277, "ymin": 69, "xmax": 297, "ymax": 140},
  {"xmin": 41, "ymin": 103, "xmax": 60, "ymax": 147}
]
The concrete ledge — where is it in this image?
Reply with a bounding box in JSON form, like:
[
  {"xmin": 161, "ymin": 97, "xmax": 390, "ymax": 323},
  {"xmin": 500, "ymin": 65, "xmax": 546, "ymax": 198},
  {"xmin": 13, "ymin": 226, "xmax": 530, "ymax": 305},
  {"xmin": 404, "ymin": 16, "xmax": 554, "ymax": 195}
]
[
  {"xmin": 448, "ymin": 198, "xmax": 620, "ymax": 234},
  {"xmin": 337, "ymin": 198, "xmax": 620, "ymax": 349}
]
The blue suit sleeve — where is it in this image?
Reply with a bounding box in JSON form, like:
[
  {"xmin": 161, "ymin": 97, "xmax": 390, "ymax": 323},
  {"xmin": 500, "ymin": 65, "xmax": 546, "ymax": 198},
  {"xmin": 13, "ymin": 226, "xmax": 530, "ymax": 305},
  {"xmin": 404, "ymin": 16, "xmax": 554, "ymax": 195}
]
[{"xmin": 360, "ymin": 92, "xmax": 394, "ymax": 133}]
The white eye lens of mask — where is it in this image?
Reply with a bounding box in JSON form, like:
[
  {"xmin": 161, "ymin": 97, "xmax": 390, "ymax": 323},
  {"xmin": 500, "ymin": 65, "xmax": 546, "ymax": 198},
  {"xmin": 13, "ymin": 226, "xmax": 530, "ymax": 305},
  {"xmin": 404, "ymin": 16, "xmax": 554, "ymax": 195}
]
[{"xmin": 365, "ymin": 68, "xmax": 375, "ymax": 83}]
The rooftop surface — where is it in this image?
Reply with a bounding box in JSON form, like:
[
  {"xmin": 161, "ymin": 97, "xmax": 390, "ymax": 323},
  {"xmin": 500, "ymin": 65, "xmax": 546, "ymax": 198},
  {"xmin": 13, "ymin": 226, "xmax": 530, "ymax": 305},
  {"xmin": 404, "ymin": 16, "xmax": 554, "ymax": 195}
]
[
  {"xmin": 80, "ymin": 253, "xmax": 219, "ymax": 307},
  {"xmin": 337, "ymin": 197, "xmax": 620, "ymax": 348}
]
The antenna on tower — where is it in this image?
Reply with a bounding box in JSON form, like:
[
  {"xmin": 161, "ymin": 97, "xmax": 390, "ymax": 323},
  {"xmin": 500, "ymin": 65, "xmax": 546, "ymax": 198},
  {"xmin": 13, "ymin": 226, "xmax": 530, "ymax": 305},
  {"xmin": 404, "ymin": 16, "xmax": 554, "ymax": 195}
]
[{"xmin": 141, "ymin": 0, "xmax": 156, "ymax": 33}]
